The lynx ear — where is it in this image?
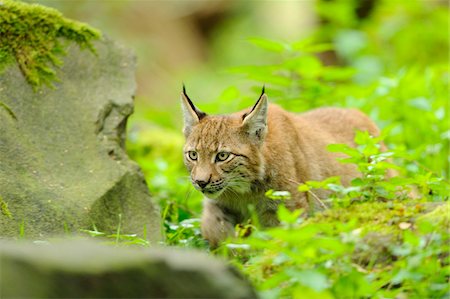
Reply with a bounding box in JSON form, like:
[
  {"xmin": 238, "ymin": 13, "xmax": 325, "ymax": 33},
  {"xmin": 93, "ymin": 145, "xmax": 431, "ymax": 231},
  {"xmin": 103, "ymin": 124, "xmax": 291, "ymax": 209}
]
[
  {"xmin": 181, "ymin": 85, "xmax": 206, "ymax": 136},
  {"xmin": 242, "ymin": 88, "xmax": 268, "ymax": 143}
]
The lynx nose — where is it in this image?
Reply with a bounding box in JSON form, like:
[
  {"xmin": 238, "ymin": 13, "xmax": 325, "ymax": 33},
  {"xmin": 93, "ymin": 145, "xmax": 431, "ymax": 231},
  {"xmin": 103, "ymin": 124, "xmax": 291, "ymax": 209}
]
[{"xmin": 195, "ymin": 179, "xmax": 209, "ymax": 189}]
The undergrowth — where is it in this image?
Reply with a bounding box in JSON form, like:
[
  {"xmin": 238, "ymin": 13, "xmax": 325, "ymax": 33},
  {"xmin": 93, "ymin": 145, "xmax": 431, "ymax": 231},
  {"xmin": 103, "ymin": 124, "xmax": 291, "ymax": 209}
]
[
  {"xmin": 125, "ymin": 2, "xmax": 449, "ymax": 297},
  {"xmin": 215, "ymin": 133, "xmax": 449, "ymax": 299}
]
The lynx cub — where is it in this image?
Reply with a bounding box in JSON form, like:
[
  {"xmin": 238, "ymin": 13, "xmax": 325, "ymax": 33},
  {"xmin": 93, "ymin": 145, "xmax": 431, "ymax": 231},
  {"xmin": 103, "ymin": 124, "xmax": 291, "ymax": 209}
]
[{"xmin": 182, "ymin": 87, "xmax": 381, "ymax": 247}]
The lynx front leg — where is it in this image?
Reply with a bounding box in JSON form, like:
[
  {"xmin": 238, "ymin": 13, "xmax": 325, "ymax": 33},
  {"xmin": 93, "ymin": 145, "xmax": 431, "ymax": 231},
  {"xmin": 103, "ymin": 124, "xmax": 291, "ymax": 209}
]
[{"xmin": 201, "ymin": 199, "xmax": 235, "ymax": 248}]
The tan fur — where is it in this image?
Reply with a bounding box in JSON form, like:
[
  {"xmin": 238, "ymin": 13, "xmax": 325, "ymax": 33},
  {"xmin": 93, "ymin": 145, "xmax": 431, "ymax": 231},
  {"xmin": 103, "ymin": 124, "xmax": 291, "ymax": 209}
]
[{"xmin": 181, "ymin": 90, "xmax": 383, "ymax": 247}]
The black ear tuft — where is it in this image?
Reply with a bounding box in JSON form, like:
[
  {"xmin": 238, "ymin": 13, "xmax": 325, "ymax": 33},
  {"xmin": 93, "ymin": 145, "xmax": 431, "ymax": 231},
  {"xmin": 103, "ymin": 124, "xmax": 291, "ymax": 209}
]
[
  {"xmin": 182, "ymin": 83, "xmax": 191, "ymax": 104},
  {"xmin": 249, "ymin": 85, "xmax": 267, "ymax": 115},
  {"xmin": 181, "ymin": 84, "xmax": 206, "ymax": 120}
]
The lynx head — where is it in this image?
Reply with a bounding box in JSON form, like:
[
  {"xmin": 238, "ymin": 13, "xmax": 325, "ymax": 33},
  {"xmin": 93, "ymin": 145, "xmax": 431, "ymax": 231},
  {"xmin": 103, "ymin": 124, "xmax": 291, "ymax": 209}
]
[{"xmin": 181, "ymin": 86, "xmax": 268, "ymax": 199}]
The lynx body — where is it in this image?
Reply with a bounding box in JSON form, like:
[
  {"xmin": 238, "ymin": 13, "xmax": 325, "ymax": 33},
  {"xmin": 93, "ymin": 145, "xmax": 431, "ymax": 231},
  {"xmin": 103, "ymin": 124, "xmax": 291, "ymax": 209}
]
[{"xmin": 181, "ymin": 88, "xmax": 381, "ymax": 247}]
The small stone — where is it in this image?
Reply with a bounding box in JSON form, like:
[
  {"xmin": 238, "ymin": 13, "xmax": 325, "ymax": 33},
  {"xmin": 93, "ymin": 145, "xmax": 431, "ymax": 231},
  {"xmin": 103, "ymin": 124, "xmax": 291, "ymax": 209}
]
[{"xmin": 399, "ymin": 222, "xmax": 412, "ymax": 230}]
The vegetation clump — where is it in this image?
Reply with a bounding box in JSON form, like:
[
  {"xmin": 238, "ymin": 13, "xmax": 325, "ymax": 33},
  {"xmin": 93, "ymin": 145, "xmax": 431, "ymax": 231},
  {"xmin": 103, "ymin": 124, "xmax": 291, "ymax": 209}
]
[
  {"xmin": 0, "ymin": 195, "xmax": 12, "ymax": 219},
  {"xmin": 0, "ymin": 0, "xmax": 100, "ymax": 89}
]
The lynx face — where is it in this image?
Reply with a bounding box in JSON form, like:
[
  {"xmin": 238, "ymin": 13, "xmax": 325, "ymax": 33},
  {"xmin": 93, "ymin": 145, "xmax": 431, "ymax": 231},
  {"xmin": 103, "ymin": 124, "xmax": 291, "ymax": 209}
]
[{"xmin": 181, "ymin": 87, "xmax": 268, "ymax": 199}]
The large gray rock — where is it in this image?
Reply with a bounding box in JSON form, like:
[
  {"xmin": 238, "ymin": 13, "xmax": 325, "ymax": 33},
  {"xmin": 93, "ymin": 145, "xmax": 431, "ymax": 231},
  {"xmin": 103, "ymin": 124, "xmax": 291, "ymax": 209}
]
[
  {"xmin": 0, "ymin": 39, "xmax": 160, "ymax": 240},
  {"xmin": 0, "ymin": 240, "xmax": 258, "ymax": 298}
]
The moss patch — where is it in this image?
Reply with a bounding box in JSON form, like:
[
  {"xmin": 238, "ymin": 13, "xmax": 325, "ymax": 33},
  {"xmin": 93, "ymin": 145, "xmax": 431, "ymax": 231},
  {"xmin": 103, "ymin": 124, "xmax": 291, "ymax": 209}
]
[
  {"xmin": 0, "ymin": 0, "xmax": 100, "ymax": 89},
  {"xmin": 305, "ymin": 200, "xmax": 448, "ymax": 265},
  {"xmin": 307, "ymin": 200, "xmax": 431, "ymax": 236},
  {"xmin": 417, "ymin": 201, "xmax": 450, "ymax": 227},
  {"xmin": 0, "ymin": 195, "xmax": 12, "ymax": 219}
]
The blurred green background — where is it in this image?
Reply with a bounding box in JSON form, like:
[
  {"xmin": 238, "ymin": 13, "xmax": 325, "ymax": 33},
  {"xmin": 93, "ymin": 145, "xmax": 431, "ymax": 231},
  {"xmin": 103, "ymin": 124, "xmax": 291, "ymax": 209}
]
[{"xmin": 30, "ymin": 1, "xmax": 449, "ymax": 118}]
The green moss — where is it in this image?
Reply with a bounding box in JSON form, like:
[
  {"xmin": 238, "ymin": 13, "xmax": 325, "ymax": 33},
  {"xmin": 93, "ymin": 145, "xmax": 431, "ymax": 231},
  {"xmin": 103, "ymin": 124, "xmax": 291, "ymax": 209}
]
[
  {"xmin": 307, "ymin": 200, "xmax": 434, "ymax": 235},
  {"xmin": 0, "ymin": 0, "xmax": 101, "ymax": 89},
  {"xmin": 417, "ymin": 201, "xmax": 450, "ymax": 227},
  {"xmin": 0, "ymin": 195, "xmax": 12, "ymax": 219},
  {"xmin": 305, "ymin": 200, "xmax": 447, "ymax": 264}
]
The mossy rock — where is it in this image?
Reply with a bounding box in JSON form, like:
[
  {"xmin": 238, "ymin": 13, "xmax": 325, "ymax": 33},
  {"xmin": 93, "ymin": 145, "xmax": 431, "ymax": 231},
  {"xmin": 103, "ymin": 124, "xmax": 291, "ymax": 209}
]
[
  {"xmin": 0, "ymin": 19, "xmax": 160, "ymax": 239},
  {"xmin": 307, "ymin": 200, "xmax": 449, "ymax": 264},
  {"xmin": 0, "ymin": 0, "xmax": 100, "ymax": 89}
]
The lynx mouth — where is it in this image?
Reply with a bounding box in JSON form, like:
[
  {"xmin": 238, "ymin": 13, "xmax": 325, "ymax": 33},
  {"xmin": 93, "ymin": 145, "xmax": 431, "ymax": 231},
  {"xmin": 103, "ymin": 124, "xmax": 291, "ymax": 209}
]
[
  {"xmin": 201, "ymin": 186, "xmax": 226, "ymax": 199},
  {"xmin": 190, "ymin": 178, "xmax": 228, "ymax": 198}
]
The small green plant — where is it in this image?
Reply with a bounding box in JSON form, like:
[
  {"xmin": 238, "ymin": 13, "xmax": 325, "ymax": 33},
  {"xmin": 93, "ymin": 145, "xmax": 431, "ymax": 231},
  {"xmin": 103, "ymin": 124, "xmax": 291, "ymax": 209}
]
[
  {"xmin": 81, "ymin": 224, "xmax": 150, "ymax": 247},
  {"xmin": 299, "ymin": 130, "xmax": 407, "ymax": 208},
  {"xmin": 298, "ymin": 131, "xmax": 449, "ymax": 208},
  {"xmin": 0, "ymin": 195, "xmax": 12, "ymax": 218},
  {"xmin": 164, "ymin": 217, "xmax": 208, "ymax": 248},
  {"xmin": 80, "ymin": 214, "xmax": 150, "ymax": 246},
  {"xmin": 81, "ymin": 227, "xmax": 150, "ymax": 247}
]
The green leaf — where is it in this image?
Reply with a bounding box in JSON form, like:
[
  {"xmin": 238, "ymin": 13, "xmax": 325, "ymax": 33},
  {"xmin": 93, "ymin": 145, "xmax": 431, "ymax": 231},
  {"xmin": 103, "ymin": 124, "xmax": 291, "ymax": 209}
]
[
  {"xmin": 277, "ymin": 205, "xmax": 302, "ymax": 225},
  {"xmin": 302, "ymin": 43, "xmax": 334, "ymax": 53},
  {"xmin": 266, "ymin": 189, "xmax": 291, "ymax": 200},
  {"xmin": 293, "ymin": 287, "xmax": 334, "ymax": 299},
  {"xmin": 248, "ymin": 37, "xmax": 287, "ymax": 53},
  {"xmin": 292, "ymin": 55, "xmax": 323, "ymax": 79},
  {"xmin": 409, "ymin": 97, "xmax": 432, "ymax": 111},
  {"xmin": 327, "ymin": 144, "xmax": 360, "ymax": 157},
  {"xmin": 354, "ymin": 130, "xmax": 371, "ymax": 145},
  {"xmin": 217, "ymin": 86, "xmax": 240, "ymax": 102},
  {"xmin": 288, "ymin": 269, "xmax": 330, "ymax": 291},
  {"xmin": 361, "ymin": 143, "xmax": 380, "ymax": 156},
  {"xmin": 322, "ymin": 66, "xmax": 356, "ymax": 81},
  {"xmin": 298, "ymin": 184, "xmax": 310, "ymax": 192}
]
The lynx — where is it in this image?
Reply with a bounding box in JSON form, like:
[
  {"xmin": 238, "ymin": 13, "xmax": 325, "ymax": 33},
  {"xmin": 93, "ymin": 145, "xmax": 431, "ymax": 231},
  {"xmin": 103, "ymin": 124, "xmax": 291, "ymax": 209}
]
[{"xmin": 181, "ymin": 86, "xmax": 382, "ymax": 247}]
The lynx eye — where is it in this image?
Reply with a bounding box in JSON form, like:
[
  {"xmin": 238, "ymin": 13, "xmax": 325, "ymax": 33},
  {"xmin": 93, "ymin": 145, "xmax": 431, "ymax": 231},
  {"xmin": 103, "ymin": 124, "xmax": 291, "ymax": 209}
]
[
  {"xmin": 187, "ymin": 151, "xmax": 198, "ymax": 161},
  {"xmin": 216, "ymin": 152, "xmax": 230, "ymax": 162}
]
